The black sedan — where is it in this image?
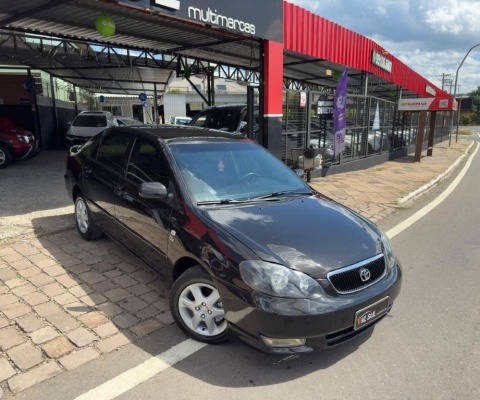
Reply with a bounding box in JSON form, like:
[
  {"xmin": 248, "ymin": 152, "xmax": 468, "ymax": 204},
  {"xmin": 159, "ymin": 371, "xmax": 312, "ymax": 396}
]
[{"xmin": 64, "ymin": 126, "xmax": 402, "ymax": 353}]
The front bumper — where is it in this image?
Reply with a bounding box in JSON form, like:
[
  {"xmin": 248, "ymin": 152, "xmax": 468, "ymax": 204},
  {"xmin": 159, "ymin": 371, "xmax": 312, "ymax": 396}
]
[
  {"xmin": 16, "ymin": 140, "xmax": 41, "ymax": 160},
  {"xmin": 217, "ymin": 263, "xmax": 402, "ymax": 353}
]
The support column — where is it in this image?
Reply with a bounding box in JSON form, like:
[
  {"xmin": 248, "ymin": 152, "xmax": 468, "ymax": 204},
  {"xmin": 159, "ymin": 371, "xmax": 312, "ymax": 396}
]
[
  {"xmin": 27, "ymin": 69, "xmax": 42, "ymax": 145},
  {"xmin": 427, "ymin": 111, "xmax": 437, "ymax": 156},
  {"xmin": 262, "ymin": 40, "xmax": 284, "ymax": 158},
  {"xmin": 414, "ymin": 111, "xmax": 428, "ymax": 162},
  {"xmin": 154, "ymin": 83, "xmax": 158, "ymax": 123},
  {"xmin": 50, "ymin": 76, "xmax": 59, "ymax": 148},
  {"xmin": 73, "ymin": 85, "xmax": 78, "ymax": 116}
]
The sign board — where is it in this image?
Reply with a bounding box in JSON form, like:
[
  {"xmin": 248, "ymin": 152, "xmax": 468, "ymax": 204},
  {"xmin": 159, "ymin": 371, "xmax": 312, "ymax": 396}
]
[
  {"xmin": 425, "ymin": 85, "xmax": 437, "ymax": 96},
  {"xmin": 372, "ymin": 50, "xmax": 393, "ymax": 73},
  {"xmin": 300, "ymin": 92, "xmax": 307, "ymax": 108},
  {"xmin": 317, "ymin": 100, "xmax": 334, "ymax": 115},
  {"xmin": 116, "ymin": 0, "xmax": 283, "ymax": 41},
  {"xmin": 398, "ymin": 97, "xmax": 456, "ymax": 112}
]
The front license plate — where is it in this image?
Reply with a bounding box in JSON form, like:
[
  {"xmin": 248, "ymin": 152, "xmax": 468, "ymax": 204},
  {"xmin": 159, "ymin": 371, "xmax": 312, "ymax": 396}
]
[{"xmin": 354, "ymin": 296, "xmax": 390, "ymax": 330}]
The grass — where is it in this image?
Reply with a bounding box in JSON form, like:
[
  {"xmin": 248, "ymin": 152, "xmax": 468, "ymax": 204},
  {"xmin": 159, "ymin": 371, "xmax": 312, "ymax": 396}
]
[
  {"xmin": 457, "ymin": 130, "xmax": 473, "ymax": 136},
  {"xmin": 397, "ymin": 205, "xmax": 411, "ymax": 211},
  {"xmin": 374, "ymin": 167, "xmax": 385, "ymax": 172}
]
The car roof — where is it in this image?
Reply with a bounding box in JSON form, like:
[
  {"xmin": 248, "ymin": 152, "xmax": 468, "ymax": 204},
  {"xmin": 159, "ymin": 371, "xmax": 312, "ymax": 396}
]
[
  {"xmin": 78, "ymin": 111, "xmax": 110, "ymax": 116},
  {"xmin": 105, "ymin": 125, "xmax": 246, "ymax": 143},
  {"xmin": 197, "ymin": 104, "xmax": 248, "ymax": 113}
]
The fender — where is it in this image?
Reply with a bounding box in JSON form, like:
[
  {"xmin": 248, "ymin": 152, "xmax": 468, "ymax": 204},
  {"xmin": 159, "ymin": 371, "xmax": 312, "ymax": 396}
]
[{"xmin": 0, "ymin": 137, "xmax": 15, "ymax": 158}]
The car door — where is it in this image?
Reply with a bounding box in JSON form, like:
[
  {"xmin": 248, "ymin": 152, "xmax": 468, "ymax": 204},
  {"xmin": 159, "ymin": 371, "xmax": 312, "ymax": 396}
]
[
  {"xmin": 114, "ymin": 136, "xmax": 173, "ymax": 278},
  {"xmin": 82, "ymin": 132, "xmax": 132, "ymax": 239}
]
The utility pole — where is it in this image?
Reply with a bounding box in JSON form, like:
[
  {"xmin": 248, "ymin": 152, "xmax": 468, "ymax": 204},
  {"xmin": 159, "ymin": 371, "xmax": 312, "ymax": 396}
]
[{"xmin": 441, "ymin": 73, "xmax": 452, "ymax": 92}]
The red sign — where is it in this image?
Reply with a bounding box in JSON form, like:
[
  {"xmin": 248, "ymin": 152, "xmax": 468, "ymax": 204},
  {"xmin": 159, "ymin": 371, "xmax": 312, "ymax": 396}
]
[{"xmin": 300, "ymin": 92, "xmax": 307, "ymax": 108}]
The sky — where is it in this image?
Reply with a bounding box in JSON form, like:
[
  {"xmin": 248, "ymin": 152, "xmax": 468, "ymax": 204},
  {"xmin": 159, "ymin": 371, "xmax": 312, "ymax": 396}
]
[{"xmin": 289, "ymin": 0, "xmax": 480, "ymax": 94}]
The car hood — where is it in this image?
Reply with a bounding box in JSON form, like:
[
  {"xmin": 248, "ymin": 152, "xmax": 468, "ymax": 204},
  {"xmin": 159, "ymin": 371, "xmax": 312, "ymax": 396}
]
[
  {"xmin": 202, "ymin": 195, "xmax": 383, "ymax": 279},
  {"xmin": 69, "ymin": 126, "xmax": 106, "ymax": 137}
]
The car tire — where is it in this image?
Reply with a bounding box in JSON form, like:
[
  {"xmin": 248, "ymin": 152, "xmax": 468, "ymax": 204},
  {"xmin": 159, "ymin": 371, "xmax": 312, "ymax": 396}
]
[
  {"xmin": 0, "ymin": 145, "xmax": 12, "ymax": 169},
  {"xmin": 170, "ymin": 266, "xmax": 228, "ymax": 344},
  {"xmin": 74, "ymin": 193, "xmax": 103, "ymax": 241}
]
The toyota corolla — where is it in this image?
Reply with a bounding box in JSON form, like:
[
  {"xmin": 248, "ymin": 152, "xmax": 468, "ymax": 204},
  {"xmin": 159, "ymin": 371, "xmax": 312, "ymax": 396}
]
[{"xmin": 64, "ymin": 126, "xmax": 402, "ymax": 353}]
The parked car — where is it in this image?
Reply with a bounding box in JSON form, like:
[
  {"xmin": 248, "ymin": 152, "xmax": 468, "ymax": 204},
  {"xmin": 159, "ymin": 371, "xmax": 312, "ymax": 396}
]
[
  {"xmin": 0, "ymin": 117, "xmax": 40, "ymax": 169},
  {"xmin": 65, "ymin": 111, "xmax": 118, "ymax": 148},
  {"xmin": 189, "ymin": 104, "xmax": 259, "ymax": 135},
  {"xmin": 115, "ymin": 116, "xmax": 142, "ymax": 126},
  {"xmin": 168, "ymin": 116, "xmax": 192, "ymax": 126},
  {"xmin": 64, "ymin": 126, "xmax": 402, "ymax": 353}
]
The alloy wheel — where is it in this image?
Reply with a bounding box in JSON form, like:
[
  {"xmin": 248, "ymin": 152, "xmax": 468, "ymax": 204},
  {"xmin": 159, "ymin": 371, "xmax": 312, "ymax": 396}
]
[
  {"xmin": 178, "ymin": 283, "xmax": 227, "ymax": 337},
  {"xmin": 0, "ymin": 149, "xmax": 5, "ymax": 165},
  {"xmin": 76, "ymin": 198, "xmax": 89, "ymax": 234}
]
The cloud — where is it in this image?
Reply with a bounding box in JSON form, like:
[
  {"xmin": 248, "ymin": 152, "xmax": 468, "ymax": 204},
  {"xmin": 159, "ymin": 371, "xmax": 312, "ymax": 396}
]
[{"xmin": 287, "ymin": 0, "xmax": 480, "ymax": 93}]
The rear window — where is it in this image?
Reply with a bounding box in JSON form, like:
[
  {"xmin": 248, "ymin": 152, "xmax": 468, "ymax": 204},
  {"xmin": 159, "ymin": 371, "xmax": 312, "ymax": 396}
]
[
  {"xmin": 190, "ymin": 111, "xmax": 241, "ymax": 132},
  {"xmin": 73, "ymin": 115, "xmax": 107, "ymax": 127}
]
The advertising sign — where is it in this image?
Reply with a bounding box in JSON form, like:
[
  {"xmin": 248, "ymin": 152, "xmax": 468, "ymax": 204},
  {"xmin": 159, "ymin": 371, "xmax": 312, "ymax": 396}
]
[
  {"xmin": 334, "ymin": 69, "xmax": 348, "ymax": 157},
  {"xmin": 372, "ymin": 50, "xmax": 393, "ymax": 73},
  {"xmin": 300, "ymin": 92, "xmax": 307, "ymax": 108},
  {"xmin": 116, "ymin": 0, "xmax": 283, "ymax": 41},
  {"xmin": 398, "ymin": 97, "xmax": 456, "ymax": 111},
  {"xmin": 317, "ymin": 100, "xmax": 334, "ymax": 115}
]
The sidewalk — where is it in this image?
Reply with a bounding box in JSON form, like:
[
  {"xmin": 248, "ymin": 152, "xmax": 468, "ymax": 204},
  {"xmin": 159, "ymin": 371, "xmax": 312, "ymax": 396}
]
[
  {"xmin": 0, "ymin": 138, "xmax": 474, "ymax": 396},
  {"xmin": 309, "ymin": 139, "xmax": 473, "ymax": 223}
]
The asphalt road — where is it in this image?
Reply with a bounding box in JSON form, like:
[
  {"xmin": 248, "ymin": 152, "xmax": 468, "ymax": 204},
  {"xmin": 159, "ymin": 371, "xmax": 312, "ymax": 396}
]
[{"xmin": 11, "ymin": 132, "xmax": 480, "ymax": 400}]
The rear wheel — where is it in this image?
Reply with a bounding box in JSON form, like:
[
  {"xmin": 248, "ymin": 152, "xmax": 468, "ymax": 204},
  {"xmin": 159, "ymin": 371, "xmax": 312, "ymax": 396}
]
[
  {"xmin": 74, "ymin": 194, "xmax": 103, "ymax": 241},
  {"xmin": 0, "ymin": 145, "xmax": 12, "ymax": 169},
  {"xmin": 170, "ymin": 266, "xmax": 228, "ymax": 344}
]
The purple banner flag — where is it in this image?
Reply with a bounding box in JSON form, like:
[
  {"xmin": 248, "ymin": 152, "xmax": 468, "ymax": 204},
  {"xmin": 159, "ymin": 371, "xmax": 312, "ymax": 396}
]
[{"xmin": 334, "ymin": 69, "xmax": 348, "ymax": 158}]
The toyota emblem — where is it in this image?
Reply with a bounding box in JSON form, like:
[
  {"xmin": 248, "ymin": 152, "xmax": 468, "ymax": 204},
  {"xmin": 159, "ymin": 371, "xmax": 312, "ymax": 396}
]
[{"xmin": 359, "ymin": 268, "xmax": 371, "ymax": 282}]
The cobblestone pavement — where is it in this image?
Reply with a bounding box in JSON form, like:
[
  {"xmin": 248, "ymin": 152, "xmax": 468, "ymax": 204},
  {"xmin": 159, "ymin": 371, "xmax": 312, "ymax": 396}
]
[
  {"xmin": 309, "ymin": 140, "xmax": 472, "ymax": 223},
  {"xmin": 0, "ymin": 138, "xmax": 474, "ymax": 395},
  {"xmin": 0, "ymin": 231, "xmax": 173, "ymax": 395}
]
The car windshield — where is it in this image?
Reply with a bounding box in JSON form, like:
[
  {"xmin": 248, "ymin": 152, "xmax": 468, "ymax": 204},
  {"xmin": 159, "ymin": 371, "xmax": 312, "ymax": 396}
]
[
  {"xmin": 73, "ymin": 115, "xmax": 107, "ymax": 127},
  {"xmin": 190, "ymin": 111, "xmax": 242, "ymax": 132},
  {"xmin": 169, "ymin": 141, "xmax": 310, "ymax": 204}
]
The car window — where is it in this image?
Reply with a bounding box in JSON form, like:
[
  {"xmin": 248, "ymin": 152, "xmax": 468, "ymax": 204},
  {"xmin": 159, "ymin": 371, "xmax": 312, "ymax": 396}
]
[
  {"xmin": 190, "ymin": 112, "xmax": 242, "ymax": 132},
  {"xmin": 175, "ymin": 118, "xmax": 191, "ymax": 125},
  {"xmin": 96, "ymin": 134, "xmax": 131, "ymax": 172},
  {"xmin": 126, "ymin": 139, "xmax": 170, "ymax": 187},
  {"xmin": 73, "ymin": 115, "xmax": 107, "ymax": 127},
  {"xmin": 169, "ymin": 141, "xmax": 308, "ymax": 203}
]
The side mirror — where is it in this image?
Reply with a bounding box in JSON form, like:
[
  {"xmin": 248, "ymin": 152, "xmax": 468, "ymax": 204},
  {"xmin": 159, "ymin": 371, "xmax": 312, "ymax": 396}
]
[
  {"xmin": 69, "ymin": 145, "xmax": 81, "ymax": 154},
  {"xmin": 67, "ymin": 122, "xmax": 72, "ymax": 126},
  {"xmin": 293, "ymin": 169, "xmax": 305, "ymax": 178},
  {"xmin": 139, "ymin": 182, "xmax": 168, "ymax": 200}
]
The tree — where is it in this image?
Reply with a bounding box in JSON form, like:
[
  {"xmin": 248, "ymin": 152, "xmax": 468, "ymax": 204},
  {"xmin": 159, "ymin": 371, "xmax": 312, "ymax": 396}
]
[{"xmin": 469, "ymin": 86, "xmax": 480, "ymax": 125}]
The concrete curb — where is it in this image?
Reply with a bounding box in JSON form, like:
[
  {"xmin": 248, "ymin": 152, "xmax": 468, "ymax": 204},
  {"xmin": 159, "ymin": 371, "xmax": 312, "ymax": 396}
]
[{"xmin": 397, "ymin": 141, "xmax": 475, "ymax": 206}]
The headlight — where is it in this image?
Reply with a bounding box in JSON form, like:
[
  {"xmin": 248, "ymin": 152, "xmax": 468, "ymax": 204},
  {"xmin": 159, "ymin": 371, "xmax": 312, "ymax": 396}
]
[
  {"xmin": 16, "ymin": 135, "xmax": 29, "ymax": 143},
  {"xmin": 380, "ymin": 231, "xmax": 395, "ymax": 270},
  {"xmin": 240, "ymin": 261, "xmax": 324, "ymax": 299}
]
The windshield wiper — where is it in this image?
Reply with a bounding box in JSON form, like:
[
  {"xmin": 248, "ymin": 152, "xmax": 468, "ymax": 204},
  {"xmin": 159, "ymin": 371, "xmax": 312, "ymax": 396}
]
[
  {"xmin": 252, "ymin": 190, "xmax": 313, "ymax": 200},
  {"xmin": 197, "ymin": 199, "xmax": 250, "ymax": 206}
]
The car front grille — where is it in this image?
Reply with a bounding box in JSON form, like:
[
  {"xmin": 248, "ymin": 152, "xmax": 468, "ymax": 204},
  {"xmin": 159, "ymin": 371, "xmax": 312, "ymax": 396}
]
[{"xmin": 327, "ymin": 254, "xmax": 386, "ymax": 294}]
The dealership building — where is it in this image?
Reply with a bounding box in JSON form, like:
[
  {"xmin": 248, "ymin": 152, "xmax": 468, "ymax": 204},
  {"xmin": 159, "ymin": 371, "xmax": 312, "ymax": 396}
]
[{"xmin": 0, "ymin": 0, "xmax": 456, "ymax": 174}]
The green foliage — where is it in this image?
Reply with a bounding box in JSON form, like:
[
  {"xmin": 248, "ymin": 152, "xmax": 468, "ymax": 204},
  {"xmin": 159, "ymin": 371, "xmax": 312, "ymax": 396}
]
[{"xmin": 469, "ymin": 86, "xmax": 480, "ymax": 124}]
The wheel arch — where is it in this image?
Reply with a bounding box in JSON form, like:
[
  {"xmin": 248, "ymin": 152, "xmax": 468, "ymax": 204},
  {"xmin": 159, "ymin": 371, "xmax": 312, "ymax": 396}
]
[{"xmin": 173, "ymin": 257, "xmax": 204, "ymax": 282}]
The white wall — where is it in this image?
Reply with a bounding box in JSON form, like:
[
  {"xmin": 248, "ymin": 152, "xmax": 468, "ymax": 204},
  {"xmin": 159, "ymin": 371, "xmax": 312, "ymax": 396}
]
[{"xmin": 163, "ymin": 94, "xmax": 187, "ymax": 121}]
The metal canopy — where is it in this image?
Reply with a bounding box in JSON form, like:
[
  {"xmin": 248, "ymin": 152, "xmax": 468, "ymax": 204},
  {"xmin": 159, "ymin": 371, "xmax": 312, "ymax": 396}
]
[
  {"xmin": 283, "ymin": 51, "xmax": 420, "ymax": 99},
  {"xmin": 0, "ymin": 0, "xmax": 262, "ymax": 95}
]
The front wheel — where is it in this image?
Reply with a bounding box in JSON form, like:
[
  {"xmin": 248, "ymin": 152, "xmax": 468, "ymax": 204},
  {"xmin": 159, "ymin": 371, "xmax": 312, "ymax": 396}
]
[
  {"xmin": 0, "ymin": 145, "xmax": 12, "ymax": 169},
  {"xmin": 170, "ymin": 266, "xmax": 228, "ymax": 344},
  {"xmin": 74, "ymin": 194, "xmax": 103, "ymax": 241}
]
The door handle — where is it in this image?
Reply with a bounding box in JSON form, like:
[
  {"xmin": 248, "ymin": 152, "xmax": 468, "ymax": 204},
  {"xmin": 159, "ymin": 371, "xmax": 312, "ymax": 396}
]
[{"xmin": 84, "ymin": 166, "xmax": 92, "ymax": 176}]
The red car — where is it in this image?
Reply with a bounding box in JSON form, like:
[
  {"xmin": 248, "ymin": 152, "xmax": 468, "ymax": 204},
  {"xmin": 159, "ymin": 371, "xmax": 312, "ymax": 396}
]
[{"xmin": 0, "ymin": 118, "xmax": 40, "ymax": 169}]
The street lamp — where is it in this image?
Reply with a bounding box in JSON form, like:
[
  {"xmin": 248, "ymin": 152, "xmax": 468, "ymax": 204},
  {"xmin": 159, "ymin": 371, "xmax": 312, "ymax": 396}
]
[{"xmin": 449, "ymin": 43, "xmax": 480, "ymax": 146}]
